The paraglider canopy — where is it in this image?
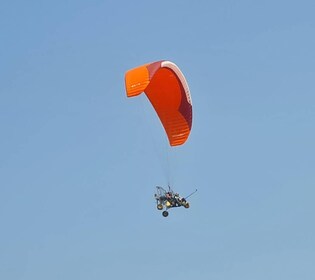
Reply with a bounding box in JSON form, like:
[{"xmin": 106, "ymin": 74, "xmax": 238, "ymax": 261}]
[{"xmin": 125, "ymin": 60, "xmax": 192, "ymax": 146}]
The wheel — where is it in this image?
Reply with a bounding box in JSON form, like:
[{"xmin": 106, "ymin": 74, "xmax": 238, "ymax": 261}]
[
  {"xmin": 162, "ymin": 211, "xmax": 169, "ymax": 217},
  {"xmin": 184, "ymin": 203, "xmax": 190, "ymax": 209},
  {"xmin": 157, "ymin": 204, "xmax": 163, "ymax": 210}
]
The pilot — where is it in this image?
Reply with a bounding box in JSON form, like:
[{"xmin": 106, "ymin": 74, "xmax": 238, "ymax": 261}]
[{"xmin": 165, "ymin": 192, "xmax": 172, "ymax": 200}]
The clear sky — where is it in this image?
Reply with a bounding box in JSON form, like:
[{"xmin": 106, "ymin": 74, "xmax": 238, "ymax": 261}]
[{"xmin": 1, "ymin": 1, "xmax": 315, "ymax": 279}]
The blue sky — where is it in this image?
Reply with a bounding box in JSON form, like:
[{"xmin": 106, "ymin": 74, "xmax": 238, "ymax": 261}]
[{"xmin": 1, "ymin": 1, "xmax": 315, "ymax": 279}]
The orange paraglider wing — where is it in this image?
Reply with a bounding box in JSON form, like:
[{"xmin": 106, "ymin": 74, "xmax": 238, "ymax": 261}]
[{"xmin": 125, "ymin": 60, "xmax": 192, "ymax": 146}]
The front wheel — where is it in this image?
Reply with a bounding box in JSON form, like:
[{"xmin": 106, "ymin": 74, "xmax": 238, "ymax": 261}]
[
  {"xmin": 162, "ymin": 211, "xmax": 169, "ymax": 217},
  {"xmin": 184, "ymin": 203, "xmax": 190, "ymax": 209}
]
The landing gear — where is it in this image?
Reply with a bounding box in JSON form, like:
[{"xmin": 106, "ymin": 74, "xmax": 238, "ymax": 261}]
[
  {"xmin": 162, "ymin": 211, "xmax": 169, "ymax": 217},
  {"xmin": 157, "ymin": 204, "xmax": 163, "ymax": 210}
]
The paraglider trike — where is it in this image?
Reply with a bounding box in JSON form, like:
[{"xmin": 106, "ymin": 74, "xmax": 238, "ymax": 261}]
[{"xmin": 154, "ymin": 186, "xmax": 196, "ymax": 217}]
